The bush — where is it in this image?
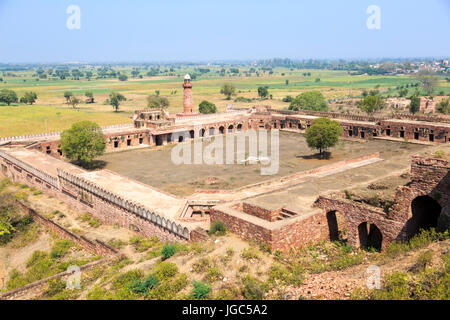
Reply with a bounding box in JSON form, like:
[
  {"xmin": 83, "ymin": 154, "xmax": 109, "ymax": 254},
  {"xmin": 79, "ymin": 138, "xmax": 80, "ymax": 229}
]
[
  {"xmin": 161, "ymin": 243, "xmax": 177, "ymax": 260},
  {"xmin": 191, "ymin": 280, "xmax": 211, "ymax": 299},
  {"xmin": 416, "ymin": 250, "xmax": 433, "ymax": 271},
  {"xmin": 50, "ymin": 240, "xmax": 73, "ymax": 259},
  {"xmin": 241, "ymin": 275, "xmax": 266, "ymax": 300},
  {"xmin": 128, "ymin": 274, "xmax": 159, "ymax": 295},
  {"xmin": 241, "ymin": 247, "xmax": 260, "ymax": 260},
  {"xmin": 153, "ymin": 262, "xmax": 178, "ymax": 281},
  {"xmin": 208, "ymin": 220, "xmax": 227, "ymax": 236}
]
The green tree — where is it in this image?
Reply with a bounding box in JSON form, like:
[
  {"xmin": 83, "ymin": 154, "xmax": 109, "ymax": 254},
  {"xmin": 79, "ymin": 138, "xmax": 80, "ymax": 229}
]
[
  {"xmin": 289, "ymin": 91, "xmax": 328, "ymax": 112},
  {"xmin": 437, "ymin": 98, "xmax": 450, "ymax": 115},
  {"xmin": 358, "ymin": 95, "xmax": 385, "ymax": 115},
  {"xmin": 0, "ymin": 89, "xmax": 18, "ymax": 105},
  {"xmin": 147, "ymin": 95, "xmax": 169, "ymax": 109},
  {"xmin": 85, "ymin": 91, "xmax": 94, "ymax": 103},
  {"xmin": 20, "ymin": 91, "xmax": 38, "ymax": 105},
  {"xmin": 198, "ymin": 100, "xmax": 217, "ymax": 114},
  {"xmin": 409, "ymin": 95, "xmax": 420, "ymax": 114},
  {"xmin": 110, "ymin": 92, "xmax": 127, "ymax": 112},
  {"xmin": 305, "ymin": 117, "xmax": 342, "ymax": 157},
  {"xmin": 60, "ymin": 121, "xmax": 106, "ymax": 167},
  {"xmin": 416, "ymin": 70, "xmax": 438, "ymax": 95},
  {"xmin": 68, "ymin": 96, "xmax": 80, "ymax": 109},
  {"xmin": 64, "ymin": 91, "xmax": 73, "ymax": 105},
  {"xmin": 257, "ymin": 86, "xmax": 269, "ymax": 99},
  {"xmin": 220, "ymin": 84, "xmax": 236, "ymax": 100},
  {"xmin": 118, "ymin": 74, "xmax": 128, "ymax": 81}
]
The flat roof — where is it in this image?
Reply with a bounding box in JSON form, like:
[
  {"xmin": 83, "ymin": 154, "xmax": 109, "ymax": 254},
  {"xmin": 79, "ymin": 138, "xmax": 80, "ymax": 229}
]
[
  {"xmin": 1, "ymin": 148, "xmax": 85, "ymax": 177},
  {"xmin": 78, "ymin": 169, "xmax": 186, "ymax": 220}
]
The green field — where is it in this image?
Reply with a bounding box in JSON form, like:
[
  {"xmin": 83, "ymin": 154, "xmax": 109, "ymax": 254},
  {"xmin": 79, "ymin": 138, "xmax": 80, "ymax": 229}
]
[{"xmin": 1, "ymin": 66, "xmax": 449, "ymax": 137}]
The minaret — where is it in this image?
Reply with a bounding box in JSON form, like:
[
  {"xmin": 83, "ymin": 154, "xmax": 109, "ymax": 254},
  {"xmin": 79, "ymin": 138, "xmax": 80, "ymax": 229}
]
[{"xmin": 183, "ymin": 74, "xmax": 193, "ymax": 114}]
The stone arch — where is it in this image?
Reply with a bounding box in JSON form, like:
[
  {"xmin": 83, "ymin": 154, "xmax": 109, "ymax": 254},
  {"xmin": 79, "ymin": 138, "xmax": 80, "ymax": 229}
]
[
  {"xmin": 200, "ymin": 128, "xmax": 205, "ymax": 137},
  {"xmin": 228, "ymin": 124, "xmax": 234, "ymax": 133},
  {"xmin": 406, "ymin": 195, "xmax": 441, "ymax": 239},
  {"xmin": 209, "ymin": 127, "xmax": 215, "ymax": 136},
  {"xmin": 189, "ymin": 130, "xmax": 195, "ymax": 139},
  {"xmin": 178, "ymin": 135, "xmax": 184, "ymax": 143},
  {"xmin": 237, "ymin": 123, "xmax": 243, "ymax": 132},
  {"xmin": 219, "ymin": 126, "xmax": 225, "ymax": 134},
  {"xmin": 358, "ymin": 222, "xmax": 383, "ymax": 251}
]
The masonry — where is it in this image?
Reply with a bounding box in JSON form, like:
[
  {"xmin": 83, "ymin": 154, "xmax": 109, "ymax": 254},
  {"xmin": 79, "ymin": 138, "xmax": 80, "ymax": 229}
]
[{"xmin": 0, "ymin": 78, "xmax": 449, "ymax": 251}]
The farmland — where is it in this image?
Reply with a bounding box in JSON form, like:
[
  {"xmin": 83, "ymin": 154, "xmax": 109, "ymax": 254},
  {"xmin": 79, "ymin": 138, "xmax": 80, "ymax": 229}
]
[{"xmin": 1, "ymin": 65, "xmax": 449, "ymax": 137}]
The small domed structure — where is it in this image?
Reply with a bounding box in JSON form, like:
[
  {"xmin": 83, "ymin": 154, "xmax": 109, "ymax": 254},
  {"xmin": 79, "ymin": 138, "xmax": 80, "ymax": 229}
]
[{"xmin": 184, "ymin": 74, "xmax": 191, "ymax": 80}]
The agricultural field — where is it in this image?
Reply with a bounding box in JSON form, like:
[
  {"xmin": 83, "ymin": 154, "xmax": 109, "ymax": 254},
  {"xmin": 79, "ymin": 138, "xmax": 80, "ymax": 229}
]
[{"xmin": 1, "ymin": 65, "xmax": 449, "ymax": 137}]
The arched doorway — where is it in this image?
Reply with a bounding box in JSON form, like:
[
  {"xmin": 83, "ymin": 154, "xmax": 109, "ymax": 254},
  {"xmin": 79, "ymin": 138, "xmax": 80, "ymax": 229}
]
[
  {"xmin": 237, "ymin": 124, "xmax": 242, "ymax": 132},
  {"xmin": 200, "ymin": 129, "xmax": 205, "ymax": 138},
  {"xmin": 155, "ymin": 135, "xmax": 163, "ymax": 146},
  {"xmin": 209, "ymin": 127, "xmax": 215, "ymax": 136},
  {"xmin": 326, "ymin": 211, "xmax": 348, "ymax": 242},
  {"xmin": 219, "ymin": 126, "xmax": 225, "ymax": 134},
  {"xmin": 178, "ymin": 135, "xmax": 184, "ymax": 143},
  {"xmin": 358, "ymin": 222, "xmax": 383, "ymax": 251},
  {"xmin": 406, "ymin": 195, "xmax": 441, "ymax": 238},
  {"xmin": 189, "ymin": 130, "xmax": 195, "ymax": 139},
  {"xmin": 228, "ymin": 125, "xmax": 234, "ymax": 133}
]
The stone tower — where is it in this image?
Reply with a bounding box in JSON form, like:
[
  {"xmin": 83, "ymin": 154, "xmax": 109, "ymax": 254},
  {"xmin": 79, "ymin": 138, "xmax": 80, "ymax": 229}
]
[{"xmin": 183, "ymin": 74, "xmax": 194, "ymax": 114}]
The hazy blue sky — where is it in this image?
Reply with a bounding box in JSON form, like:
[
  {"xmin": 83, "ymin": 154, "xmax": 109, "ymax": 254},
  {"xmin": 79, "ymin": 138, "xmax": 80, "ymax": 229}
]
[{"xmin": 0, "ymin": 0, "xmax": 449, "ymax": 63}]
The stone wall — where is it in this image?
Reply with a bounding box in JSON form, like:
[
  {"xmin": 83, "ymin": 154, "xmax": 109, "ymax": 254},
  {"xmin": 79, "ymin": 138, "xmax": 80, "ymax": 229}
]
[{"xmin": 16, "ymin": 201, "xmax": 119, "ymax": 257}]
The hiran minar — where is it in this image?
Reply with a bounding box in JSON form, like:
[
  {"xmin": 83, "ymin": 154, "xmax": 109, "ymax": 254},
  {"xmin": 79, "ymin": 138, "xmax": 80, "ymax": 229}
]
[{"xmin": 182, "ymin": 74, "xmax": 194, "ymax": 114}]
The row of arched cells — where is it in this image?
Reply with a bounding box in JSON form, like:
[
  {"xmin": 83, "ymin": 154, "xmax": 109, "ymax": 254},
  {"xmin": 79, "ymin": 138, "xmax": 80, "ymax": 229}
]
[{"xmin": 325, "ymin": 195, "xmax": 442, "ymax": 252}]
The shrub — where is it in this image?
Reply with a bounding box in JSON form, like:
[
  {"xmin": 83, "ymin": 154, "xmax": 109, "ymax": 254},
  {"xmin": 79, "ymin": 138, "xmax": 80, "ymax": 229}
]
[
  {"xmin": 209, "ymin": 220, "xmax": 227, "ymax": 236},
  {"xmin": 50, "ymin": 240, "xmax": 73, "ymax": 259},
  {"xmin": 153, "ymin": 262, "xmax": 178, "ymax": 281},
  {"xmin": 44, "ymin": 277, "xmax": 66, "ymax": 297},
  {"xmin": 128, "ymin": 274, "xmax": 159, "ymax": 295},
  {"xmin": 241, "ymin": 275, "xmax": 266, "ymax": 300},
  {"xmin": 269, "ymin": 263, "xmax": 304, "ymax": 286},
  {"xmin": 416, "ymin": 250, "xmax": 433, "ymax": 271},
  {"xmin": 191, "ymin": 280, "xmax": 211, "ymax": 299},
  {"xmin": 241, "ymin": 247, "xmax": 260, "ymax": 260},
  {"xmin": 161, "ymin": 243, "xmax": 177, "ymax": 260},
  {"xmin": 205, "ymin": 267, "xmax": 223, "ymax": 283}
]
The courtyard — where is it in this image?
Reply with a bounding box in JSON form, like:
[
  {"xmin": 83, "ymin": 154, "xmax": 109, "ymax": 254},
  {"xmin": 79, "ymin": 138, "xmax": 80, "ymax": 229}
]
[{"xmin": 97, "ymin": 131, "xmax": 430, "ymax": 196}]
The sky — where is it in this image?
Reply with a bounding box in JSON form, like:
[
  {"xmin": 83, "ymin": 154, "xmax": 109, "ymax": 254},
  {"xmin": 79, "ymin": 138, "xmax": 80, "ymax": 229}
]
[{"xmin": 0, "ymin": 0, "xmax": 449, "ymax": 63}]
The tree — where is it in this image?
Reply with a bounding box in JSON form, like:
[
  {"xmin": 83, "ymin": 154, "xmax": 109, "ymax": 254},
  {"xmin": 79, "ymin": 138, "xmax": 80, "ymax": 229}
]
[
  {"xmin": 110, "ymin": 92, "xmax": 126, "ymax": 112},
  {"xmin": 289, "ymin": 91, "xmax": 328, "ymax": 112},
  {"xmin": 85, "ymin": 91, "xmax": 94, "ymax": 103},
  {"xmin": 118, "ymin": 74, "xmax": 128, "ymax": 81},
  {"xmin": 64, "ymin": 91, "xmax": 73, "ymax": 105},
  {"xmin": 416, "ymin": 70, "xmax": 438, "ymax": 95},
  {"xmin": 198, "ymin": 100, "xmax": 217, "ymax": 114},
  {"xmin": 257, "ymin": 86, "xmax": 269, "ymax": 99},
  {"xmin": 305, "ymin": 117, "xmax": 342, "ymax": 157},
  {"xmin": 409, "ymin": 95, "xmax": 420, "ymax": 114},
  {"xmin": 220, "ymin": 84, "xmax": 236, "ymax": 100},
  {"xmin": 0, "ymin": 89, "xmax": 18, "ymax": 105},
  {"xmin": 147, "ymin": 95, "xmax": 169, "ymax": 109},
  {"xmin": 285, "ymin": 79, "xmax": 289, "ymax": 86},
  {"xmin": 19, "ymin": 91, "xmax": 38, "ymax": 105},
  {"xmin": 399, "ymin": 88, "xmax": 408, "ymax": 97},
  {"xmin": 68, "ymin": 96, "xmax": 80, "ymax": 109},
  {"xmin": 60, "ymin": 121, "xmax": 106, "ymax": 168},
  {"xmin": 358, "ymin": 95, "xmax": 385, "ymax": 115},
  {"xmin": 437, "ymin": 98, "xmax": 450, "ymax": 115}
]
